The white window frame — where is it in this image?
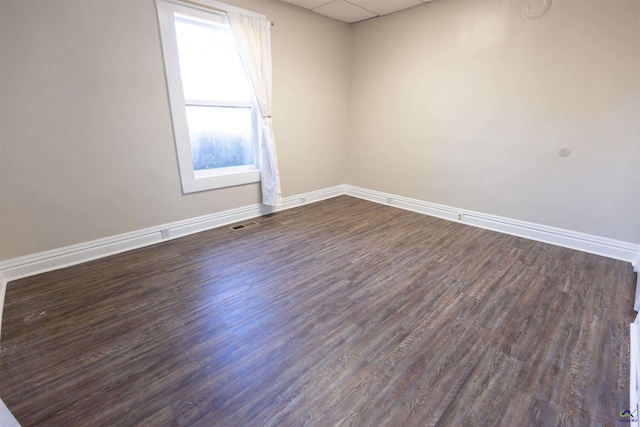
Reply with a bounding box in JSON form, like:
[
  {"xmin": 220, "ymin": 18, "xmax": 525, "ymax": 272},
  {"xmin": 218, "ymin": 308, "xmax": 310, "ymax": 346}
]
[{"xmin": 156, "ymin": 0, "xmax": 264, "ymax": 193}]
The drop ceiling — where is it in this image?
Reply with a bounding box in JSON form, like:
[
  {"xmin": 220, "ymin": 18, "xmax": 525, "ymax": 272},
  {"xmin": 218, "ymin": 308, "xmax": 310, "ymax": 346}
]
[{"xmin": 279, "ymin": 0, "xmax": 437, "ymax": 23}]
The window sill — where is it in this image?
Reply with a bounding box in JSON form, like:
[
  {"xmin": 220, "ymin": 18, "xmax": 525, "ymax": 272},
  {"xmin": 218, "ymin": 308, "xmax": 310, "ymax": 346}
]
[{"xmin": 181, "ymin": 168, "xmax": 260, "ymax": 193}]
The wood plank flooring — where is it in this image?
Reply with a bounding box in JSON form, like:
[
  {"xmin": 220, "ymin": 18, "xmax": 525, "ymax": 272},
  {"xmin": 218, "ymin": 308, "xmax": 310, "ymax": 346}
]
[{"xmin": 0, "ymin": 195, "xmax": 636, "ymax": 426}]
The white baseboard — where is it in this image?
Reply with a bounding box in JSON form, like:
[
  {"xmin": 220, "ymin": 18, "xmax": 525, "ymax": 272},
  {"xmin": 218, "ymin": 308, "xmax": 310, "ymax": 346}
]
[
  {"xmin": 2, "ymin": 183, "xmax": 633, "ymax": 285},
  {"xmin": 1, "ymin": 183, "xmax": 638, "ymax": 337},
  {"xmin": 0, "ymin": 399, "xmax": 20, "ymax": 427},
  {"xmin": 0, "ymin": 280, "xmax": 6, "ymax": 343},
  {"xmin": 0, "ymin": 185, "xmax": 346, "ymax": 285},
  {"xmin": 630, "ymin": 322, "xmax": 640, "ymax": 427},
  {"xmin": 344, "ymin": 185, "xmax": 640, "ymax": 263}
]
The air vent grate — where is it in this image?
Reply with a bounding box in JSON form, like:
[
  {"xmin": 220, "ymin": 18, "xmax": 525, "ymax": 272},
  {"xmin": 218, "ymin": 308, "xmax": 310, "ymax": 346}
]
[{"xmin": 230, "ymin": 221, "xmax": 259, "ymax": 231}]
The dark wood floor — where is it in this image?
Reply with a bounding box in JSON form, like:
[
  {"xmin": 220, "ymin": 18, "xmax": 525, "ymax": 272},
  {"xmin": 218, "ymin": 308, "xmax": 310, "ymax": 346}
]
[{"xmin": 0, "ymin": 196, "xmax": 636, "ymax": 426}]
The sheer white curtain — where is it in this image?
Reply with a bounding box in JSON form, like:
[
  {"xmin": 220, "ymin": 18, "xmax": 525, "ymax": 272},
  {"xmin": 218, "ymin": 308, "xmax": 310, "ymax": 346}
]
[{"xmin": 227, "ymin": 12, "xmax": 282, "ymax": 207}]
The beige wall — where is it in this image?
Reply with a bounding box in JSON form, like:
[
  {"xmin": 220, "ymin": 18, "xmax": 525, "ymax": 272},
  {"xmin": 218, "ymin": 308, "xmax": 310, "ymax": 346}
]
[
  {"xmin": 349, "ymin": 0, "xmax": 640, "ymax": 243},
  {"xmin": 0, "ymin": 0, "xmax": 350, "ymax": 260}
]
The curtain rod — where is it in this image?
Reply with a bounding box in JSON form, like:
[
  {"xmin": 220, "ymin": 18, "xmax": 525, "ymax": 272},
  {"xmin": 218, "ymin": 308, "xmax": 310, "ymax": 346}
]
[{"xmin": 179, "ymin": 0, "xmax": 275, "ymax": 25}]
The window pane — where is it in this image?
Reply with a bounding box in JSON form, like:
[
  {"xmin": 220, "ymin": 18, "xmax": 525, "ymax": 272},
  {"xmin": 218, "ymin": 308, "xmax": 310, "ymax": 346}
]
[
  {"xmin": 186, "ymin": 106, "xmax": 254, "ymax": 170},
  {"xmin": 174, "ymin": 17, "xmax": 252, "ymax": 103}
]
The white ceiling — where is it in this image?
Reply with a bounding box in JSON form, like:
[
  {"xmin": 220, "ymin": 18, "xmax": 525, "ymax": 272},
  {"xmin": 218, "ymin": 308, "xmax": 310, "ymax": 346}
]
[{"xmin": 279, "ymin": 0, "xmax": 438, "ymax": 23}]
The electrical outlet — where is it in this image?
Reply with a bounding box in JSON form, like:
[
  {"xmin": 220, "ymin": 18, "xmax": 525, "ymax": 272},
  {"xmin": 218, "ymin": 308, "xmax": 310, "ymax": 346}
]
[{"xmin": 457, "ymin": 213, "xmax": 463, "ymax": 221}]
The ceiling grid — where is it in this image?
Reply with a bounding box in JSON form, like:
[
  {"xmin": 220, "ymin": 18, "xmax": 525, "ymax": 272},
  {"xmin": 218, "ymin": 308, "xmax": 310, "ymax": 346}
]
[{"xmin": 279, "ymin": 0, "xmax": 438, "ymax": 23}]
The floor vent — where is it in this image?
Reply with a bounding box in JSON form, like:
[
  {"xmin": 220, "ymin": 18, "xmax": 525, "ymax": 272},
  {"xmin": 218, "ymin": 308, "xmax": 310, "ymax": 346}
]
[{"xmin": 230, "ymin": 221, "xmax": 259, "ymax": 231}]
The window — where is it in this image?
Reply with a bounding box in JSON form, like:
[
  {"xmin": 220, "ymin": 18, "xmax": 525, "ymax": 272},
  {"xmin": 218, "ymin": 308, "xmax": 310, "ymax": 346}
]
[{"xmin": 156, "ymin": 0, "xmax": 261, "ymax": 193}]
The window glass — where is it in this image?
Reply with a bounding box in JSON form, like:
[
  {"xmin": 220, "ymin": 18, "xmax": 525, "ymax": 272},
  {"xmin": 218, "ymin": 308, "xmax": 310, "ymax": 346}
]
[
  {"xmin": 174, "ymin": 16, "xmax": 252, "ymax": 103},
  {"xmin": 185, "ymin": 105, "xmax": 253, "ymax": 170}
]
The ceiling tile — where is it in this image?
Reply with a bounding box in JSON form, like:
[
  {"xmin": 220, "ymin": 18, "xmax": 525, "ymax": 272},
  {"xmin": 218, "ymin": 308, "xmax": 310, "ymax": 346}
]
[
  {"xmin": 278, "ymin": 0, "xmax": 439, "ymax": 24},
  {"xmin": 312, "ymin": 0, "xmax": 377, "ymax": 23},
  {"xmin": 279, "ymin": 0, "xmax": 332, "ymax": 9},
  {"xmin": 348, "ymin": 0, "xmax": 422, "ymax": 16}
]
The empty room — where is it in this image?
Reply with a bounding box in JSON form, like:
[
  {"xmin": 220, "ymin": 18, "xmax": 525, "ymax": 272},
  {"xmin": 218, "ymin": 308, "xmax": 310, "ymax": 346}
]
[{"xmin": 0, "ymin": 0, "xmax": 639, "ymax": 425}]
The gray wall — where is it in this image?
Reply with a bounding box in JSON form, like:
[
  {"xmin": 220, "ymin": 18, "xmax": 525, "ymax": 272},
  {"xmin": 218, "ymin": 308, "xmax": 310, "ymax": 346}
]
[
  {"xmin": 348, "ymin": 0, "xmax": 640, "ymax": 243},
  {"xmin": 0, "ymin": 0, "xmax": 351, "ymax": 260}
]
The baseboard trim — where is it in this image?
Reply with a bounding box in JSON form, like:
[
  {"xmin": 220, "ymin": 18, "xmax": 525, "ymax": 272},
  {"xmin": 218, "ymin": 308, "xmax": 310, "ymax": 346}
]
[
  {"xmin": 344, "ymin": 185, "xmax": 640, "ymax": 263},
  {"xmin": 0, "ymin": 279, "xmax": 6, "ymax": 343},
  {"xmin": 0, "ymin": 398, "xmax": 20, "ymax": 427},
  {"xmin": 0, "ymin": 185, "xmax": 345, "ymax": 286},
  {"xmin": 2, "ymin": 184, "xmax": 633, "ymax": 285}
]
